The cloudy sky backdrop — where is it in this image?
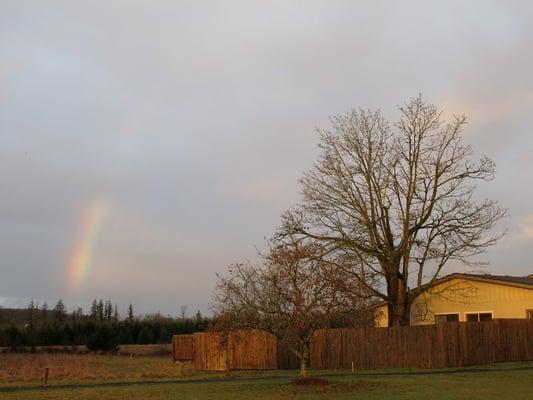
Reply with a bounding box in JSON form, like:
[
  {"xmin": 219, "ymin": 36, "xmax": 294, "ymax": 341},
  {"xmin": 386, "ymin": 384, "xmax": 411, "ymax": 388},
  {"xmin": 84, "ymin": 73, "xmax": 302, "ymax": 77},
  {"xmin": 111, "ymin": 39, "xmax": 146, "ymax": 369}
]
[{"xmin": 1, "ymin": 1, "xmax": 533, "ymax": 315}]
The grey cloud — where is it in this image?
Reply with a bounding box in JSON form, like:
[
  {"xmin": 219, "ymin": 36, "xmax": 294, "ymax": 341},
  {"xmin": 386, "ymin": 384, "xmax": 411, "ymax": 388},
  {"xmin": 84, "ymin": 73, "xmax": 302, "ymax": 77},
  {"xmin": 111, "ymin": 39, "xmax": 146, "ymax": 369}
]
[{"xmin": 1, "ymin": 1, "xmax": 533, "ymax": 314}]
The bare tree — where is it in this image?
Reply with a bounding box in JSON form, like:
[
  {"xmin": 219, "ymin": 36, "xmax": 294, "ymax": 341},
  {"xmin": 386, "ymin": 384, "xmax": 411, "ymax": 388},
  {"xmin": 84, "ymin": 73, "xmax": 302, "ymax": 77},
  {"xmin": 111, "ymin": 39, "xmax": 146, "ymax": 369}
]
[
  {"xmin": 212, "ymin": 238, "xmax": 372, "ymax": 377},
  {"xmin": 281, "ymin": 96, "xmax": 506, "ymax": 326},
  {"xmin": 179, "ymin": 305, "xmax": 188, "ymax": 320}
]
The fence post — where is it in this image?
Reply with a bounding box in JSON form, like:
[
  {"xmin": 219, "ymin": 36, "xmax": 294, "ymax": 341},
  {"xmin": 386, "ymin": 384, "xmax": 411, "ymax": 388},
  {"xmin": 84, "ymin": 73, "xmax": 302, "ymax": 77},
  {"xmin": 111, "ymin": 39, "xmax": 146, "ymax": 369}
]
[
  {"xmin": 43, "ymin": 367, "xmax": 49, "ymax": 386},
  {"xmin": 224, "ymin": 356, "xmax": 231, "ymax": 376}
]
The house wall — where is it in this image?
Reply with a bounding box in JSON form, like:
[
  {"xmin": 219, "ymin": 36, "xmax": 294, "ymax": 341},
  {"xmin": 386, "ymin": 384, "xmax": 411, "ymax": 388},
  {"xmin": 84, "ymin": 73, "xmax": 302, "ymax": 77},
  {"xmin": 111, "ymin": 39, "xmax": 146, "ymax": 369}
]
[
  {"xmin": 375, "ymin": 305, "xmax": 388, "ymax": 327},
  {"xmin": 375, "ymin": 278, "xmax": 533, "ymax": 327}
]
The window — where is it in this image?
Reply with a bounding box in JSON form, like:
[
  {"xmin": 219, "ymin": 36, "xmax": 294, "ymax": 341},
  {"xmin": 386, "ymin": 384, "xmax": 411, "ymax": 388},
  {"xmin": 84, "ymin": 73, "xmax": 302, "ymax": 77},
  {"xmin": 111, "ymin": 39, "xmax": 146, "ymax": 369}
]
[
  {"xmin": 527, "ymin": 310, "xmax": 533, "ymax": 320},
  {"xmin": 434, "ymin": 313, "xmax": 460, "ymax": 324},
  {"xmin": 466, "ymin": 312, "xmax": 493, "ymax": 322}
]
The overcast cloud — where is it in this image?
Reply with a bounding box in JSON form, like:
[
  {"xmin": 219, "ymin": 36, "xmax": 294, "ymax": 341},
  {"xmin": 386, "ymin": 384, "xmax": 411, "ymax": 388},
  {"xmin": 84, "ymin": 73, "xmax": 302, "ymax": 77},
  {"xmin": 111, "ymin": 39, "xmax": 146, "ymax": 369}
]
[{"xmin": 1, "ymin": 1, "xmax": 533, "ymax": 315}]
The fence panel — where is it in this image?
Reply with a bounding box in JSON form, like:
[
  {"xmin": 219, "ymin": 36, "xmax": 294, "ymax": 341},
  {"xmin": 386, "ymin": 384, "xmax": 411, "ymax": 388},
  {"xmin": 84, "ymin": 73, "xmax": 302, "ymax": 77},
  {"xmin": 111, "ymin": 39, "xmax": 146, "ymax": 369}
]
[
  {"xmin": 229, "ymin": 329, "xmax": 277, "ymax": 370},
  {"xmin": 310, "ymin": 320, "xmax": 533, "ymax": 369},
  {"xmin": 183, "ymin": 330, "xmax": 278, "ymax": 371},
  {"xmin": 192, "ymin": 332, "xmax": 228, "ymax": 371},
  {"xmin": 172, "ymin": 334, "xmax": 194, "ymax": 362}
]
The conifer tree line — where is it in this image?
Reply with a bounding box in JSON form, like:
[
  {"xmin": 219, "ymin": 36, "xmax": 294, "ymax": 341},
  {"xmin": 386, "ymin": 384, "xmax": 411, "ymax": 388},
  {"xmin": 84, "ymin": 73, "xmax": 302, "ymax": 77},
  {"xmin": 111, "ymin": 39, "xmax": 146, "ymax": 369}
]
[{"xmin": 0, "ymin": 299, "xmax": 209, "ymax": 350}]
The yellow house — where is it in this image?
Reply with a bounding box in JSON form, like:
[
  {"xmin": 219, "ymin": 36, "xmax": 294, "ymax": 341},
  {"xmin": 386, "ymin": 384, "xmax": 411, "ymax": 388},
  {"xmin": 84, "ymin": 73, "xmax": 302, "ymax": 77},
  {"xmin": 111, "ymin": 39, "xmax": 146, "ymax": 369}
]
[{"xmin": 374, "ymin": 273, "xmax": 533, "ymax": 327}]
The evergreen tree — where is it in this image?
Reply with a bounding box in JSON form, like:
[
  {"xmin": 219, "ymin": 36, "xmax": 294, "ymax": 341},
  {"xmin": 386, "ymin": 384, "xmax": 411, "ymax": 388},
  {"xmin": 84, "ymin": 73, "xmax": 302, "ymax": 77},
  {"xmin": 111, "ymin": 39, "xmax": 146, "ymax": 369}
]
[
  {"xmin": 158, "ymin": 326, "xmax": 170, "ymax": 343},
  {"xmin": 41, "ymin": 302, "xmax": 49, "ymax": 324},
  {"xmin": 97, "ymin": 299, "xmax": 104, "ymax": 322},
  {"xmin": 87, "ymin": 324, "xmax": 119, "ymax": 352},
  {"xmin": 71, "ymin": 307, "xmax": 81, "ymax": 320},
  {"xmin": 26, "ymin": 298, "xmax": 37, "ymax": 328},
  {"xmin": 137, "ymin": 326, "xmax": 154, "ymax": 344},
  {"xmin": 127, "ymin": 304, "xmax": 134, "ymax": 321},
  {"xmin": 53, "ymin": 299, "xmax": 66, "ymax": 322},
  {"xmin": 90, "ymin": 299, "xmax": 98, "ymax": 320},
  {"xmin": 5, "ymin": 325, "xmax": 23, "ymax": 348},
  {"xmin": 0, "ymin": 298, "xmax": 211, "ymax": 347},
  {"xmin": 104, "ymin": 300, "xmax": 113, "ymax": 321}
]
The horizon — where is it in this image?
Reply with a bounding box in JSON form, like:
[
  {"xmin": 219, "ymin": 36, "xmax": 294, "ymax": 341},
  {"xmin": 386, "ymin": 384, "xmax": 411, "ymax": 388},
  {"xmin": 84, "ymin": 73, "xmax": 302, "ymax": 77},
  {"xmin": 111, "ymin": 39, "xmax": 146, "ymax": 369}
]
[
  {"xmin": 0, "ymin": 298, "xmax": 204, "ymax": 319},
  {"xmin": 2, "ymin": 1, "xmax": 533, "ymax": 315}
]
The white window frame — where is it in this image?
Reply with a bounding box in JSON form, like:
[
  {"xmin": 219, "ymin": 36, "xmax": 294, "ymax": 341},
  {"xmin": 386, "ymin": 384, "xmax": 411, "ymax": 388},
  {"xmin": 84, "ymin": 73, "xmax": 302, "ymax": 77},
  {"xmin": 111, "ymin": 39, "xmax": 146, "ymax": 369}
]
[
  {"xmin": 434, "ymin": 312, "xmax": 461, "ymax": 324},
  {"xmin": 464, "ymin": 311, "xmax": 494, "ymax": 322}
]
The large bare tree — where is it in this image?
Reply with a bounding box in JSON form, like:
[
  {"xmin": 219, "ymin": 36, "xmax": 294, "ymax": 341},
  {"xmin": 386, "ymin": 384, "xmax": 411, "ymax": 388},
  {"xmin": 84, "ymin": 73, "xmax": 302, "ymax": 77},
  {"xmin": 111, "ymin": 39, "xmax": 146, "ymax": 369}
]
[
  {"xmin": 212, "ymin": 238, "xmax": 372, "ymax": 376},
  {"xmin": 281, "ymin": 96, "xmax": 506, "ymax": 326}
]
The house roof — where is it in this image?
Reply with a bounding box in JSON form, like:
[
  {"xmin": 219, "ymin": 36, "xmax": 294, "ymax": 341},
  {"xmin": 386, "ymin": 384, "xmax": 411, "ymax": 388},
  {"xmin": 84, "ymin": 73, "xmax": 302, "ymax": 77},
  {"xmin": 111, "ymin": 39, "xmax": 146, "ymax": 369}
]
[
  {"xmin": 443, "ymin": 273, "xmax": 533, "ymax": 289},
  {"xmin": 371, "ymin": 272, "xmax": 533, "ymax": 309}
]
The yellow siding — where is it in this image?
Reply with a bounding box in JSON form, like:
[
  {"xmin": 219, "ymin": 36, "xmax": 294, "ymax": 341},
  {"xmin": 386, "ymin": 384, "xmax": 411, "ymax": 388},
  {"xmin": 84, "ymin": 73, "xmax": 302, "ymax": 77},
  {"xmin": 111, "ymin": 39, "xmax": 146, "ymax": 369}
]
[
  {"xmin": 374, "ymin": 278, "xmax": 533, "ymax": 327},
  {"xmin": 375, "ymin": 305, "xmax": 388, "ymax": 327}
]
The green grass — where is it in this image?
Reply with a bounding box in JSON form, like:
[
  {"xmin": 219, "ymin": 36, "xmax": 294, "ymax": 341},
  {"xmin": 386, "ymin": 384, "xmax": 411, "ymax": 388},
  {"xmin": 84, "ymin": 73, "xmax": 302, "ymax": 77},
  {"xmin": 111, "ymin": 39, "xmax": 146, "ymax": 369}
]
[{"xmin": 1, "ymin": 356, "xmax": 533, "ymax": 399}]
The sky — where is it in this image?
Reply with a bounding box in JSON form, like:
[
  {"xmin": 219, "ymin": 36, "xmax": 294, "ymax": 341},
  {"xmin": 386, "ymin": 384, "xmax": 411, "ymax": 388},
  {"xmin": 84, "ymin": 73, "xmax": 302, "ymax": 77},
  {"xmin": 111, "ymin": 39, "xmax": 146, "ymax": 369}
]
[{"xmin": 1, "ymin": 1, "xmax": 533, "ymax": 316}]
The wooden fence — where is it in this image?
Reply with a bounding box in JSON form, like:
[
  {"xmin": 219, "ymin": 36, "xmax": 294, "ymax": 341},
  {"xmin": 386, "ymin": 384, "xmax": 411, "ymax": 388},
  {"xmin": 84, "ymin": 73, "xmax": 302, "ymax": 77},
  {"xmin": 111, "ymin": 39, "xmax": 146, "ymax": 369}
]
[
  {"xmin": 174, "ymin": 330, "xmax": 278, "ymax": 371},
  {"xmin": 311, "ymin": 319, "xmax": 533, "ymax": 369},
  {"xmin": 174, "ymin": 320, "xmax": 533, "ymax": 370},
  {"xmin": 227, "ymin": 329, "xmax": 277, "ymax": 370},
  {"xmin": 193, "ymin": 332, "xmax": 229, "ymax": 371},
  {"xmin": 172, "ymin": 334, "xmax": 194, "ymax": 363}
]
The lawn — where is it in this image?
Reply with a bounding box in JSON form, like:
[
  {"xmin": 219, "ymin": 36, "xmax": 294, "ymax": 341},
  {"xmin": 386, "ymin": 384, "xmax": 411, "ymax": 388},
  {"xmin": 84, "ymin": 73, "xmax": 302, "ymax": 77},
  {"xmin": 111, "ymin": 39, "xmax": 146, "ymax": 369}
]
[{"xmin": 1, "ymin": 354, "xmax": 532, "ymax": 399}]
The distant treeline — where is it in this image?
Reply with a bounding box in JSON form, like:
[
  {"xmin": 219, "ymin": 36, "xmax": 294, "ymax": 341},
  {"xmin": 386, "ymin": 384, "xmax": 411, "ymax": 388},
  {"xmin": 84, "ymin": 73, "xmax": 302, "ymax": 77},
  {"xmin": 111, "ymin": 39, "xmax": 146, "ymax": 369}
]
[{"xmin": 0, "ymin": 299, "xmax": 209, "ymax": 350}]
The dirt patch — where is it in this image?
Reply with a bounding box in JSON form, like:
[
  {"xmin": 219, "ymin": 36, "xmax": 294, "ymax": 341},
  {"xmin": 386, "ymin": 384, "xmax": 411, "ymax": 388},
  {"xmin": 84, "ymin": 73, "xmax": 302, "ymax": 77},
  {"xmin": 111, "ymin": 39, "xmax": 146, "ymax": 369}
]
[
  {"xmin": 341, "ymin": 381, "xmax": 383, "ymax": 391},
  {"xmin": 287, "ymin": 379, "xmax": 382, "ymax": 394},
  {"xmin": 291, "ymin": 377, "xmax": 331, "ymax": 386},
  {"xmin": 117, "ymin": 344, "xmax": 172, "ymax": 357}
]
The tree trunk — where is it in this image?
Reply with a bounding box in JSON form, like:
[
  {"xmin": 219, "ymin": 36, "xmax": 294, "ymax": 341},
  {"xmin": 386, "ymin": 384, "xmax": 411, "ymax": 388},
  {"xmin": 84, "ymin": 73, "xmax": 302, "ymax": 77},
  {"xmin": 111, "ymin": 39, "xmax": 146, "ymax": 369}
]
[
  {"xmin": 299, "ymin": 344, "xmax": 310, "ymax": 377},
  {"xmin": 387, "ymin": 272, "xmax": 411, "ymax": 326},
  {"xmin": 388, "ymin": 300, "xmax": 411, "ymax": 326}
]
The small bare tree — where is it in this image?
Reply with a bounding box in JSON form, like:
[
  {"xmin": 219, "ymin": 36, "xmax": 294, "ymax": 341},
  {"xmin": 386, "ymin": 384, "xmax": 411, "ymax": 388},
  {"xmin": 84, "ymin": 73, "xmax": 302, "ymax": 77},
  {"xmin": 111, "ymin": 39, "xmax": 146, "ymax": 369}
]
[
  {"xmin": 179, "ymin": 305, "xmax": 188, "ymax": 320},
  {"xmin": 281, "ymin": 96, "xmax": 506, "ymax": 326},
  {"xmin": 212, "ymin": 238, "xmax": 372, "ymax": 377}
]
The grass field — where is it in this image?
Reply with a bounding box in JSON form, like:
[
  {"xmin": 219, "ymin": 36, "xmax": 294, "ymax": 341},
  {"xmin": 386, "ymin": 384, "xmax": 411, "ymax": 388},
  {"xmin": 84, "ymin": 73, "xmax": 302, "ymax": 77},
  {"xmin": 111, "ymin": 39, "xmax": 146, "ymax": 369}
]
[
  {"xmin": 1, "ymin": 354, "xmax": 532, "ymax": 399},
  {"xmin": 0, "ymin": 353, "xmax": 194, "ymax": 382}
]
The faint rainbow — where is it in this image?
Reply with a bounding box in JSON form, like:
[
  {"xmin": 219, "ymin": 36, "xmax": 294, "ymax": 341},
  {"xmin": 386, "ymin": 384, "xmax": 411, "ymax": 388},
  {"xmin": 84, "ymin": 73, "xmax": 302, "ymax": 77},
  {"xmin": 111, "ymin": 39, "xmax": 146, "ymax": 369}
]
[{"xmin": 67, "ymin": 200, "xmax": 108, "ymax": 292}]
